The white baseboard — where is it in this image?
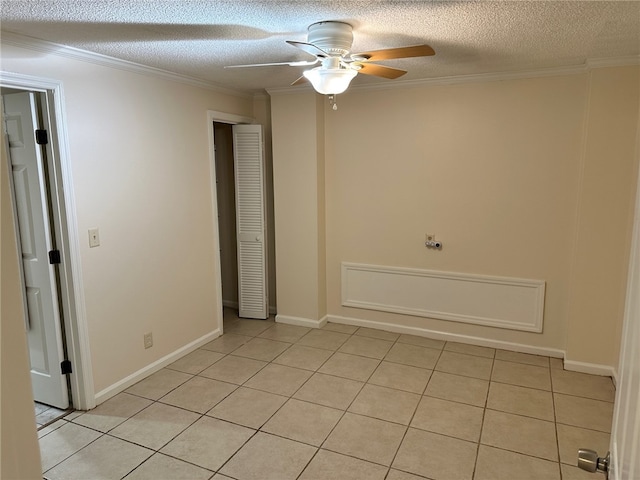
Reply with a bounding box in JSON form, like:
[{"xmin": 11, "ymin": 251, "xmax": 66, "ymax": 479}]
[
  {"xmin": 327, "ymin": 314, "xmax": 616, "ymax": 378},
  {"xmin": 563, "ymin": 359, "xmax": 617, "ymax": 379},
  {"xmin": 327, "ymin": 314, "xmax": 565, "ymax": 358},
  {"xmin": 222, "ymin": 300, "xmax": 238, "ymax": 309},
  {"xmin": 276, "ymin": 314, "xmax": 327, "ymax": 328},
  {"xmin": 223, "ymin": 300, "xmax": 277, "ymax": 316},
  {"xmin": 93, "ymin": 329, "xmax": 221, "ymax": 406}
]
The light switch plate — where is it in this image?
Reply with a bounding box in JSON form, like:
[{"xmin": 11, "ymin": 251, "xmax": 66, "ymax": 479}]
[{"xmin": 88, "ymin": 228, "xmax": 100, "ymax": 247}]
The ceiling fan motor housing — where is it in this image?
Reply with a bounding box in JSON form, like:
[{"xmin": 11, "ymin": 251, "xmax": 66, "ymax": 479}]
[{"xmin": 308, "ymin": 21, "xmax": 353, "ymax": 56}]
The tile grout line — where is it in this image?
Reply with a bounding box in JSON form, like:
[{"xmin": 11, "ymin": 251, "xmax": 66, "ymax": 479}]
[
  {"xmin": 176, "ymin": 313, "xmax": 273, "ymax": 478},
  {"xmin": 551, "ymin": 364, "xmax": 565, "ymax": 479},
  {"xmin": 312, "ymin": 327, "xmax": 402, "ymax": 477},
  {"xmin": 43, "ymin": 315, "xmax": 296, "ymax": 477},
  {"xmin": 214, "ymin": 319, "xmax": 609, "ymax": 477},
  {"xmin": 293, "ymin": 325, "xmax": 377, "ymax": 478},
  {"xmin": 119, "ymin": 316, "xmax": 267, "ymax": 477},
  {"xmin": 213, "ymin": 319, "xmax": 347, "ymax": 479},
  {"xmin": 385, "ymin": 338, "xmax": 447, "ymax": 476},
  {"xmin": 213, "ymin": 321, "xmax": 356, "ymax": 478},
  {"xmin": 42, "ymin": 427, "xmax": 108, "ymax": 476},
  {"xmin": 290, "ymin": 324, "xmax": 403, "ymax": 477},
  {"xmin": 470, "ymin": 346, "xmax": 496, "ymax": 480},
  {"xmin": 40, "ymin": 312, "xmax": 614, "ymax": 479}
]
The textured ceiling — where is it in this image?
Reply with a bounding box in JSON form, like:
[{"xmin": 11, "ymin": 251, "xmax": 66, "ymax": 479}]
[{"xmin": 1, "ymin": 1, "xmax": 639, "ymax": 94}]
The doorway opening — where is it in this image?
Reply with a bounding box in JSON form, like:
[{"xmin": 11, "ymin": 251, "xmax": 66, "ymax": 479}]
[
  {"xmin": 1, "ymin": 72, "xmax": 95, "ymax": 420},
  {"xmin": 213, "ymin": 122, "xmax": 240, "ymax": 313},
  {"xmin": 209, "ymin": 111, "xmax": 277, "ymax": 329},
  {"xmin": 2, "ymin": 87, "xmax": 73, "ymax": 426}
]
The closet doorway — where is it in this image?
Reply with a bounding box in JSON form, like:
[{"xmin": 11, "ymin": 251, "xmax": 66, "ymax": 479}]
[
  {"xmin": 213, "ymin": 121, "xmax": 240, "ymax": 313},
  {"xmin": 210, "ymin": 114, "xmax": 276, "ymax": 324}
]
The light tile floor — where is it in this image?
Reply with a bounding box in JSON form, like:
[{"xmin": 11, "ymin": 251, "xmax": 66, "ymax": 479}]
[
  {"xmin": 40, "ymin": 309, "xmax": 615, "ymax": 479},
  {"xmin": 35, "ymin": 402, "xmax": 72, "ymax": 429}
]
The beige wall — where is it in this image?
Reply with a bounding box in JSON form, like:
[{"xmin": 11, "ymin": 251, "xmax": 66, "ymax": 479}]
[
  {"xmin": 324, "ymin": 74, "xmax": 584, "ymax": 351},
  {"xmin": 1, "ymin": 109, "xmax": 42, "ymax": 479},
  {"xmin": 566, "ymin": 66, "xmax": 640, "ymax": 367},
  {"xmin": 271, "ymin": 65, "xmax": 639, "ymax": 369},
  {"xmin": 271, "ymin": 93, "xmax": 326, "ymax": 322},
  {"xmin": 253, "ymin": 95, "xmax": 278, "ymax": 312},
  {"xmin": 1, "ymin": 42, "xmax": 254, "ymax": 395}
]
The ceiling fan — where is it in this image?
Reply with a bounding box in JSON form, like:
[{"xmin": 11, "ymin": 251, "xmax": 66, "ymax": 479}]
[{"xmin": 227, "ymin": 21, "xmax": 435, "ymax": 97}]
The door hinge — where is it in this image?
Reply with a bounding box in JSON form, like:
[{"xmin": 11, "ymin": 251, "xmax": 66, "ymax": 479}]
[
  {"xmin": 60, "ymin": 359, "xmax": 72, "ymax": 375},
  {"xmin": 48, "ymin": 249, "xmax": 61, "ymax": 264},
  {"xmin": 35, "ymin": 129, "xmax": 49, "ymax": 145}
]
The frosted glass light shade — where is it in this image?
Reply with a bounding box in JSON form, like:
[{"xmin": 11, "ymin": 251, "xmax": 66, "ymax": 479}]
[{"xmin": 303, "ymin": 67, "xmax": 357, "ymax": 95}]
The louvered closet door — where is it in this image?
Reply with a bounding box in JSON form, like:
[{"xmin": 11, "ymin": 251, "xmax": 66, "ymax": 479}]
[{"xmin": 232, "ymin": 124, "xmax": 268, "ymax": 319}]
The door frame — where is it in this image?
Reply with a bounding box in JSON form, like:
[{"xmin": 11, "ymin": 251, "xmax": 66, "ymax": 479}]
[
  {"xmin": 1, "ymin": 71, "xmax": 95, "ymax": 410},
  {"xmin": 609, "ymin": 112, "xmax": 640, "ymax": 479},
  {"xmin": 206, "ymin": 110, "xmax": 255, "ymax": 333}
]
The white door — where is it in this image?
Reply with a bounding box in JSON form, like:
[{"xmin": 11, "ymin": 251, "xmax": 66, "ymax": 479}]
[
  {"xmin": 2, "ymin": 92, "xmax": 69, "ymax": 409},
  {"xmin": 609, "ymin": 156, "xmax": 640, "ymax": 479},
  {"xmin": 232, "ymin": 124, "xmax": 268, "ymax": 319}
]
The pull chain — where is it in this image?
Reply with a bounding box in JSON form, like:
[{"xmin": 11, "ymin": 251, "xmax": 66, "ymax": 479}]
[{"xmin": 328, "ymin": 94, "xmax": 338, "ymax": 110}]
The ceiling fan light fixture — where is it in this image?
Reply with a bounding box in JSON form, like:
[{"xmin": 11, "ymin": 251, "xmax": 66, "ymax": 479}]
[{"xmin": 303, "ymin": 66, "xmax": 357, "ymax": 95}]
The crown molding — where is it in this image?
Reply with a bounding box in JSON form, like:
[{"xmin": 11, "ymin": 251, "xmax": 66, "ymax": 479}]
[
  {"xmin": 266, "ymin": 64, "xmax": 590, "ymax": 97},
  {"xmin": 266, "ymin": 64, "xmax": 589, "ymax": 97},
  {"xmin": 0, "ymin": 31, "xmax": 252, "ymax": 99},
  {"xmin": 266, "ymin": 84, "xmax": 314, "ymax": 96},
  {"xmin": 268, "ymin": 55, "xmax": 640, "ymax": 96},
  {"xmin": 3, "ymin": 31, "xmax": 637, "ymax": 98},
  {"xmin": 586, "ymin": 55, "xmax": 640, "ymax": 69},
  {"xmin": 354, "ymin": 64, "xmax": 590, "ymax": 92},
  {"xmin": 252, "ymin": 92, "xmax": 272, "ymax": 100}
]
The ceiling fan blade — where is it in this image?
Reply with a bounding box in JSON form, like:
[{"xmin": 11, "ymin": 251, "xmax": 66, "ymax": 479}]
[
  {"xmin": 352, "ymin": 44, "xmax": 435, "ymax": 62},
  {"xmin": 291, "ymin": 76, "xmax": 308, "ymax": 86},
  {"xmin": 286, "ymin": 40, "xmax": 329, "ymax": 58},
  {"xmin": 356, "ymin": 63, "xmax": 407, "ymax": 79},
  {"xmin": 0, "ymin": 22, "xmax": 280, "ymax": 44},
  {"xmin": 225, "ymin": 60, "xmax": 319, "ymax": 69}
]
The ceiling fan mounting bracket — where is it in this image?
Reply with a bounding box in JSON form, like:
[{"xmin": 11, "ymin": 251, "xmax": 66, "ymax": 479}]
[{"xmin": 307, "ymin": 21, "xmax": 353, "ymax": 57}]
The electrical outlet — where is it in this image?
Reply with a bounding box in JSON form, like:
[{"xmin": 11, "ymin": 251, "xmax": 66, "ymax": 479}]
[
  {"xmin": 425, "ymin": 233, "xmax": 435, "ymax": 242},
  {"xmin": 144, "ymin": 332, "xmax": 153, "ymax": 349}
]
